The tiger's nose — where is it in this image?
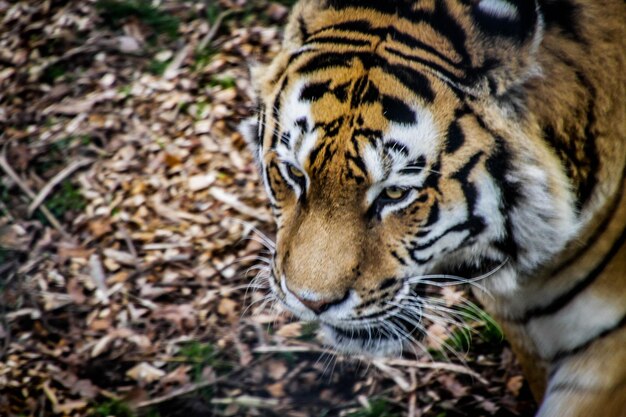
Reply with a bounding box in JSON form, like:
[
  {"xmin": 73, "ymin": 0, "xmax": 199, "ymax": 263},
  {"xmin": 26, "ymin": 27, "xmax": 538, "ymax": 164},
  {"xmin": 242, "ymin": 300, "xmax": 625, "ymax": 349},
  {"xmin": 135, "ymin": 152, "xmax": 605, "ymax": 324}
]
[{"xmin": 293, "ymin": 291, "xmax": 350, "ymax": 315}]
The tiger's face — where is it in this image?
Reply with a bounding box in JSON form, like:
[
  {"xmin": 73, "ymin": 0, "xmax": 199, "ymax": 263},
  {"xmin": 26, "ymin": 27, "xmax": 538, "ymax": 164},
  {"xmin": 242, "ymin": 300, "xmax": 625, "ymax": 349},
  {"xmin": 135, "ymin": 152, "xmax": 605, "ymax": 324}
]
[{"xmin": 242, "ymin": 0, "xmax": 579, "ymax": 355}]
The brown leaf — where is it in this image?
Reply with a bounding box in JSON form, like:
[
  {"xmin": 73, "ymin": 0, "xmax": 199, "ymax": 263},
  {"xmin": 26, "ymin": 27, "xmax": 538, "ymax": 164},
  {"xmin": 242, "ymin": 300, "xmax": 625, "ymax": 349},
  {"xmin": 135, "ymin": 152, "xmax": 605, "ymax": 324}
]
[
  {"xmin": 161, "ymin": 365, "xmax": 191, "ymax": 386},
  {"xmin": 437, "ymin": 374, "xmax": 468, "ymax": 398},
  {"xmin": 275, "ymin": 322, "xmax": 302, "ymax": 338},
  {"xmin": 217, "ymin": 298, "xmax": 238, "ymax": 321},
  {"xmin": 153, "ymin": 304, "xmax": 197, "ymax": 330},
  {"xmin": 126, "ymin": 363, "xmax": 166, "ymax": 383},
  {"xmin": 506, "ymin": 375, "xmax": 524, "ymax": 397},
  {"xmin": 267, "ymin": 360, "xmax": 288, "ymax": 380},
  {"xmin": 266, "ymin": 382, "xmax": 286, "ymax": 398},
  {"xmin": 87, "ymin": 218, "xmax": 112, "ymax": 239}
]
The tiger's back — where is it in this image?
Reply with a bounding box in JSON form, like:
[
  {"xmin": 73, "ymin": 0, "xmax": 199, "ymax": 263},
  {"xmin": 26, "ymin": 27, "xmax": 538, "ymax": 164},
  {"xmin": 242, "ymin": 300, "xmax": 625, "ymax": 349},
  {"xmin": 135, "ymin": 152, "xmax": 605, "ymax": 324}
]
[{"xmin": 243, "ymin": 1, "xmax": 626, "ymax": 415}]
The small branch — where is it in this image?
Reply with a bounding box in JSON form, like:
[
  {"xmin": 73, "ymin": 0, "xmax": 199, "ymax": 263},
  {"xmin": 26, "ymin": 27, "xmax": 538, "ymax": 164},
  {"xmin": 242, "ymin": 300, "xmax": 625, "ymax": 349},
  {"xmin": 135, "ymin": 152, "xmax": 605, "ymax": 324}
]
[
  {"xmin": 0, "ymin": 144, "xmax": 70, "ymax": 239},
  {"xmin": 118, "ymin": 224, "xmax": 139, "ymax": 264},
  {"xmin": 27, "ymin": 158, "xmax": 93, "ymax": 217},
  {"xmin": 198, "ymin": 10, "xmax": 237, "ymax": 51},
  {"xmin": 135, "ymin": 379, "xmax": 218, "ymax": 409},
  {"xmin": 211, "ymin": 395, "xmax": 279, "ymax": 409},
  {"xmin": 252, "ymin": 344, "xmax": 487, "ymax": 383},
  {"xmin": 209, "ymin": 188, "xmax": 271, "ymax": 223},
  {"xmin": 89, "ymin": 254, "xmax": 109, "ymax": 304}
]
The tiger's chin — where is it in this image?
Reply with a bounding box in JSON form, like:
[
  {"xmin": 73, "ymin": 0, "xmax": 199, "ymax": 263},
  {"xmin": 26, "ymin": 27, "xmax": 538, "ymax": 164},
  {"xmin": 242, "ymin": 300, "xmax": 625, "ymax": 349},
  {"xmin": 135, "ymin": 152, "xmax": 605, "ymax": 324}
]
[{"xmin": 320, "ymin": 323, "xmax": 415, "ymax": 357}]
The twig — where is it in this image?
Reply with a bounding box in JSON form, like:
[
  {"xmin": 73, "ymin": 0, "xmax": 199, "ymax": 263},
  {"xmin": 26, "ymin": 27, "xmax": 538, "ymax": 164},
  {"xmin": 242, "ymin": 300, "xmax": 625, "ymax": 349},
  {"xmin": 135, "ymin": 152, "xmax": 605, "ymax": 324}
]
[
  {"xmin": 198, "ymin": 10, "xmax": 237, "ymax": 51},
  {"xmin": 211, "ymin": 395, "xmax": 279, "ymax": 409},
  {"xmin": 89, "ymin": 254, "xmax": 109, "ymax": 304},
  {"xmin": 133, "ymin": 360, "xmax": 259, "ymax": 410},
  {"xmin": 209, "ymin": 188, "xmax": 272, "ymax": 223},
  {"xmin": 382, "ymin": 358, "xmax": 488, "ymax": 384},
  {"xmin": 118, "ymin": 224, "xmax": 139, "ymax": 265},
  {"xmin": 252, "ymin": 344, "xmax": 487, "ymax": 383},
  {"xmin": 164, "ymin": 44, "xmax": 191, "ymax": 80},
  {"xmin": 372, "ymin": 360, "xmax": 412, "ymax": 392},
  {"xmin": 153, "ymin": 249, "xmax": 259, "ymax": 287},
  {"xmin": 0, "ymin": 144, "xmax": 70, "ymax": 239},
  {"xmin": 135, "ymin": 379, "xmax": 218, "ymax": 409},
  {"xmin": 27, "ymin": 158, "xmax": 93, "ymax": 217}
]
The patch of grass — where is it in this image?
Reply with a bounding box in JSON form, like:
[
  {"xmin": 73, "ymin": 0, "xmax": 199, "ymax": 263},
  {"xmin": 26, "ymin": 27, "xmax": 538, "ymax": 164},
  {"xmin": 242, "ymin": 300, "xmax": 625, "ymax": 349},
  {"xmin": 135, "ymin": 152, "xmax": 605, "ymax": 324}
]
[
  {"xmin": 204, "ymin": 1, "xmax": 222, "ymax": 25},
  {"xmin": 461, "ymin": 303, "xmax": 503, "ymax": 345},
  {"xmin": 0, "ymin": 248, "xmax": 9, "ymax": 267},
  {"xmin": 208, "ymin": 74, "xmax": 236, "ymax": 89},
  {"xmin": 148, "ymin": 58, "xmax": 170, "ymax": 76},
  {"xmin": 446, "ymin": 325, "xmax": 473, "ymax": 352},
  {"xmin": 193, "ymin": 47, "xmax": 218, "ymax": 71},
  {"xmin": 272, "ymin": 0, "xmax": 299, "ymax": 6},
  {"xmin": 35, "ymin": 180, "xmax": 86, "ymax": 224},
  {"xmin": 346, "ymin": 399, "xmax": 400, "ymax": 417},
  {"xmin": 41, "ymin": 63, "xmax": 68, "ymax": 84},
  {"xmin": 50, "ymin": 135, "xmax": 91, "ymax": 151},
  {"xmin": 118, "ymin": 84, "xmax": 132, "ymax": 98},
  {"xmin": 96, "ymin": 0, "xmax": 179, "ymax": 40},
  {"xmin": 298, "ymin": 321, "xmax": 319, "ymax": 341},
  {"xmin": 89, "ymin": 398, "xmax": 135, "ymax": 417},
  {"xmin": 178, "ymin": 341, "xmax": 230, "ymax": 381}
]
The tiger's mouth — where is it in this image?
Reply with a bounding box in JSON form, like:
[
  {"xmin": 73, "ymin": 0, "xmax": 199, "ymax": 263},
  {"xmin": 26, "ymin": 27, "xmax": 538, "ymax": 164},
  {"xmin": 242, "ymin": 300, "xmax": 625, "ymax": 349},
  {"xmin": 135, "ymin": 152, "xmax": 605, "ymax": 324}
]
[{"xmin": 320, "ymin": 312, "xmax": 425, "ymax": 356}]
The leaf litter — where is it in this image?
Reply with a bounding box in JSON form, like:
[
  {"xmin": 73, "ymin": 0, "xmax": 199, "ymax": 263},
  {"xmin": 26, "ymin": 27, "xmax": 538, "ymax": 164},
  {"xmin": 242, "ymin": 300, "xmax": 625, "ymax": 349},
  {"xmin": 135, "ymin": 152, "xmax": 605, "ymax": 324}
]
[{"xmin": 0, "ymin": 1, "xmax": 536, "ymax": 416}]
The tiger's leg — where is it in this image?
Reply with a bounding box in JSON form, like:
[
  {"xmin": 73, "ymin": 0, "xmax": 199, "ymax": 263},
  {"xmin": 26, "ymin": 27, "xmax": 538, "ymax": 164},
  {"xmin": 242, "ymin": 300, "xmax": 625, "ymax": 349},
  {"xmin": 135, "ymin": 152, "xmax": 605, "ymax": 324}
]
[{"xmin": 537, "ymin": 323, "xmax": 626, "ymax": 417}]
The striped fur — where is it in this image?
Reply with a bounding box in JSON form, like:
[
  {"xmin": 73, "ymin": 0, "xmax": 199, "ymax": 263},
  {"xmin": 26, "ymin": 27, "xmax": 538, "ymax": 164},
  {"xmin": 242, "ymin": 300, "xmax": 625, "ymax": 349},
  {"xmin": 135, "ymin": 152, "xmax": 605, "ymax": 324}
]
[{"xmin": 242, "ymin": 1, "xmax": 626, "ymax": 414}]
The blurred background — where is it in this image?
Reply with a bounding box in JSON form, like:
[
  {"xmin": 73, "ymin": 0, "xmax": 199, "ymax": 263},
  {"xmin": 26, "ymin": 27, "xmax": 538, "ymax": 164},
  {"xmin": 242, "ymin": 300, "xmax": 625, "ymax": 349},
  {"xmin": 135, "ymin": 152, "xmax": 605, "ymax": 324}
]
[{"xmin": 0, "ymin": 1, "xmax": 536, "ymax": 416}]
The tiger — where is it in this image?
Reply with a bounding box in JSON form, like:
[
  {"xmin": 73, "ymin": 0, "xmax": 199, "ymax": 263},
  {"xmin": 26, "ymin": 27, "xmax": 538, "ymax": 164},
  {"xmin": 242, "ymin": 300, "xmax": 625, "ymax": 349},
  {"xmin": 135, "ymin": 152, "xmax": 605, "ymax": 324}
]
[{"xmin": 240, "ymin": 0, "xmax": 626, "ymax": 415}]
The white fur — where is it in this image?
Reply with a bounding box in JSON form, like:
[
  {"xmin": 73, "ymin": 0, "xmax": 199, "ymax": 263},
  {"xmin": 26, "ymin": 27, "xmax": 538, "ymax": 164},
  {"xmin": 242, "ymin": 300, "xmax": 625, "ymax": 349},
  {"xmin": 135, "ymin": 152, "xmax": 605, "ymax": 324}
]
[{"xmin": 528, "ymin": 293, "xmax": 624, "ymax": 359}]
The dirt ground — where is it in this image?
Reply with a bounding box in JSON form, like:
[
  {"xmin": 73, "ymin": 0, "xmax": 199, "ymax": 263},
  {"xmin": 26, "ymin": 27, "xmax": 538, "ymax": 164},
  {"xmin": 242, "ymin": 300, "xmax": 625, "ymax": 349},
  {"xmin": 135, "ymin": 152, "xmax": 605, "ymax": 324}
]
[{"xmin": 0, "ymin": 1, "xmax": 537, "ymax": 416}]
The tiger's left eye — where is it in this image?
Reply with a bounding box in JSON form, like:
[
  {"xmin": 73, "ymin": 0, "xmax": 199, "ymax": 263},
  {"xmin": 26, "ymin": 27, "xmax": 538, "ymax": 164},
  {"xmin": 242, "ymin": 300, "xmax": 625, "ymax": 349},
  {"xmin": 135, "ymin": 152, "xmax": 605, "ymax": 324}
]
[{"xmin": 383, "ymin": 186, "xmax": 408, "ymax": 200}]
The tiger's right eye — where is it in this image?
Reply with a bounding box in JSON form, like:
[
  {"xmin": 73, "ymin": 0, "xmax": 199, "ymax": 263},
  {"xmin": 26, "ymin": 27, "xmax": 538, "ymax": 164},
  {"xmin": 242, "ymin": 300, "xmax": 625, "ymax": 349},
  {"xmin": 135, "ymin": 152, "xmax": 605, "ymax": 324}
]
[{"xmin": 289, "ymin": 165, "xmax": 305, "ymax": 178}]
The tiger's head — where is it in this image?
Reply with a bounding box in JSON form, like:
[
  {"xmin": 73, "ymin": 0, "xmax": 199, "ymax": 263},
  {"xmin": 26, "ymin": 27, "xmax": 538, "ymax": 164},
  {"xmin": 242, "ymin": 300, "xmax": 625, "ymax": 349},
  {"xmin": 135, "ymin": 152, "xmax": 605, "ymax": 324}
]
[{"xmin": 242, "ymin": 0, "xmax": 579, "ymax": 355}]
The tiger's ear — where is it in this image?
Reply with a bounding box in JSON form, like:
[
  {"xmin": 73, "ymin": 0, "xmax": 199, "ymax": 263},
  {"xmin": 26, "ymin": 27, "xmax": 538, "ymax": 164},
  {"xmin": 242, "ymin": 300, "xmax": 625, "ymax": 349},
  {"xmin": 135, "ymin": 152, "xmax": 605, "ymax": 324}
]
[
  {"xmin": 469, "ymin": 0, "xmax": 543, "ymax": 96},
  {"xmin": 281, "ymin": 0, "xmax": 321, "ymax": 50}
]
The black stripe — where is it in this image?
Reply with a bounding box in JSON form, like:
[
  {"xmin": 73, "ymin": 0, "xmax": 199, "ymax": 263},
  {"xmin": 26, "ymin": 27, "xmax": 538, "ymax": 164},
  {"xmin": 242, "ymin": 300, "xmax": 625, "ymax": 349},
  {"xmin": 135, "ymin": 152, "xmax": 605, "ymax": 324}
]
[
  {"xmin": 518, "ymin": 226, "xmax": 626, "ymax": 324},
  {"xmin": 552, "ymin": 167, "xmax": 626, "ymax": 276},
  {"xmin": 421, "ymin": 200, "xmax": 440, "ymax": 228},
  {"xmin": 381, "ymin": 95, "xmax": 416, "ymax": 124},
  {"xmin": 280, "ymin": 132, "xmax": 291, "ymax": 148},
  {"xmin": 445, "ymin": 120, "xmax": 465, "ymax": 154},
  {"xmin": 295, "ymin": 117, "xmax": 309, "ymax": 133},
  {"xmin": 390, "ymin": 250, "xmax": 407, "ymax": 266},
  {"xmin": 326, "ymin": 0, "xmax": 411, "ymax": 15},
  {"xmin": 471, "ymin": 0, "xmax": 538, "ymax": 41},
  {"xmin": 311, "ymin": 20, "xmax": 464, "ymax": 70},
  {"xmin": 258, "ymin": 105, "xmax": 266, "ymax": 146},
  {"xmin": 485, "ymin": 136, "xmax": 521, "ymax": 261},
  {"xmin": 297, "ymin": 52, "xmax": 354, "ymax": 73},
  {"xmin": 384, "ymin": 140, "xmax": 408, "ymax": 156},
  {"xmin": 270, "ymin": 76, "xmax": 288, "ymax": 149},
  {"xmin": 384, "ymin": 62, "xmax": 435, "ymax": 102},
  {"xmin": 452, "ymin": 152, "xmax": 483, "ymax": 215},
  {"xmin": 541, "ymin": 0, "xmax": 585, "ymax": 44},
  {"xmin": 384, "ymin": 46, "xmax": 465, "ymax": 86},
  {"xmin": 552, "ymin": 309, "xmax": 626, "ymax": 362},
  {"xmin": 353, "ymin": 127, "xmax": 383, "ymax": 142},
  {"xmin": 300, "ymin": 81, "xmax": 331, "ymax": 101},
  {"xmin": 298, "ymin": 16, "xmax": 309, "ymax": 40},
  {"xmin": 411, "ymin": 221, "xmax": 475, "ymax": 252},
  {"xmin": 296, "ymin": 52, "xmax": 435, "ymax": 102},
  {"xmin": 306, "ymin": 35, "xmax": 371, "ymax": 48}
]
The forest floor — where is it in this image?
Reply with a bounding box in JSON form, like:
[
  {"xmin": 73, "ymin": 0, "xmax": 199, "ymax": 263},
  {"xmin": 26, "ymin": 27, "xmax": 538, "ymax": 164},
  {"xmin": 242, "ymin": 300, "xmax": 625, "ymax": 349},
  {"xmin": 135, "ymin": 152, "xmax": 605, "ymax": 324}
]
[{"xmin": 0, "ymin": 1, "xmax": 537, "ymax": 416}]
